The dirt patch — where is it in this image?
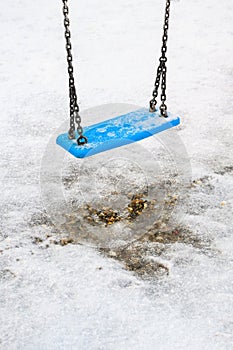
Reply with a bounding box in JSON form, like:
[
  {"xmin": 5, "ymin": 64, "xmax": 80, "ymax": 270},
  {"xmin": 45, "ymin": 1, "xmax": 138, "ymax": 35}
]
[
  {"xmin": 214, "ymin": 165, "xmax": 233, "ymax": 175},
  {"xmin": 84, "ymin": 194, "xmax": 149, "ymax": 226},
  {"xmin": 100, "ymin": 222, "xmax": 207, "ymax": 278},
  {"xmin": 29, "ymin": 180, "xmax": 214, "ymax": 279},
  {"xmin": 30, "ymin": 221, "xmax": 211, "ymax": 279}
]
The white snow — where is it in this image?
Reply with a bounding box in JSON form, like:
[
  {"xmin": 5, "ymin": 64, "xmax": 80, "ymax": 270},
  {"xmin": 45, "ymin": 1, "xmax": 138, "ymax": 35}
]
[{"xmin": 0, "ymin": 0, "xmax": 233, "ymax": 349}]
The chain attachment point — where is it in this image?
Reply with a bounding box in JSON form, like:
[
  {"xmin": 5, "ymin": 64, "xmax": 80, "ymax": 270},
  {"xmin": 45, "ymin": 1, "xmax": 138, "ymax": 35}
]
[
  {"xmin": 160, "ymin": 104, "xmax": 168, "ymax": 118},
  {"xmin": 77, "ymin": 135, "xmax": 88, "ymax": 146},
  {"xmin": 149, "ymin": 101, "xmax": 157, "ymax": 113},
  {"xmin": 68, "ymin": 129, "xmax": 76, "ymax": 139}
]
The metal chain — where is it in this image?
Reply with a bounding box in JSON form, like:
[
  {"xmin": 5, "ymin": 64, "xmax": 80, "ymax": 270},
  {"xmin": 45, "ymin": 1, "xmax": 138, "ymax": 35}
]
[
  {"xmin": 150, "ymin": 0, "xmax": 171, "ymax": 118},
  {"xmin": 62, "ymin": 0, "xmax": 88, "ymax": 145}
]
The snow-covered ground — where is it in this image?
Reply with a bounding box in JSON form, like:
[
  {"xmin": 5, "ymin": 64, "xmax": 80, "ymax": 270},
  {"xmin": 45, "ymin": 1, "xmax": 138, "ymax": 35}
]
[{"xmin": 0, "ymin": 0, "xmax": 233, "ymax": 349}]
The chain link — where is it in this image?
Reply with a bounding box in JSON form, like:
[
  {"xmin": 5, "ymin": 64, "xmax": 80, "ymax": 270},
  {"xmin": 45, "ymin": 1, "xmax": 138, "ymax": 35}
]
[
  {"xmin": 62, "ymin": 0, "xmax": 88, "ymax": 144},
  {"xmin": 62, "ymin": 0, "xmax": 171, "ymax": 143},
  {"xmin": 150, "ymin": 0, "xmax": 171, "ymax": 118}
]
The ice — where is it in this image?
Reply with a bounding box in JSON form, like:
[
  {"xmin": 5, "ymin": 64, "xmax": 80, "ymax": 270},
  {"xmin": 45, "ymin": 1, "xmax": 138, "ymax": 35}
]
[
  {"xmin": 107, "ymin": 132, "xmax": 116, "ymax": 137},
  {"xmin": 96, "ymin": 127, "xmax": 108, "ymax": 133},
  {"xmin": 0, "ymin": 0, "xmax": 233, "ymax": 349}
]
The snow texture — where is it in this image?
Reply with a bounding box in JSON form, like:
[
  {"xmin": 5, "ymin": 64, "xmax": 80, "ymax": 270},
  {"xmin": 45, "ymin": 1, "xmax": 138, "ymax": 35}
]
[{"xmin": 0, "ymin": 0, "xmax": 233, "ymax": 349}]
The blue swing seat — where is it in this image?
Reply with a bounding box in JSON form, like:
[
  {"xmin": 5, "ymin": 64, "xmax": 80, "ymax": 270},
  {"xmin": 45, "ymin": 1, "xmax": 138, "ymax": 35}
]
[{"xmin": 56, "ymin": 108, "xmax": 180, "ymax": 158}]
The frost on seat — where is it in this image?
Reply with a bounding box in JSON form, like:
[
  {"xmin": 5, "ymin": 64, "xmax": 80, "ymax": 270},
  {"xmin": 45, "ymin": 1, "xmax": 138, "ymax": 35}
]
[{"xmin": 56, "ymin": 108, "xmax": 180, "ymax": 159}]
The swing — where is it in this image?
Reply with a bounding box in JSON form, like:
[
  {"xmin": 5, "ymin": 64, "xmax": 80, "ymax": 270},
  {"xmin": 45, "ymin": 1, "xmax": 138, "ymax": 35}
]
[{"xmin": 57, "ymin": 0, "xmax": 180, "ymax": 159}]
